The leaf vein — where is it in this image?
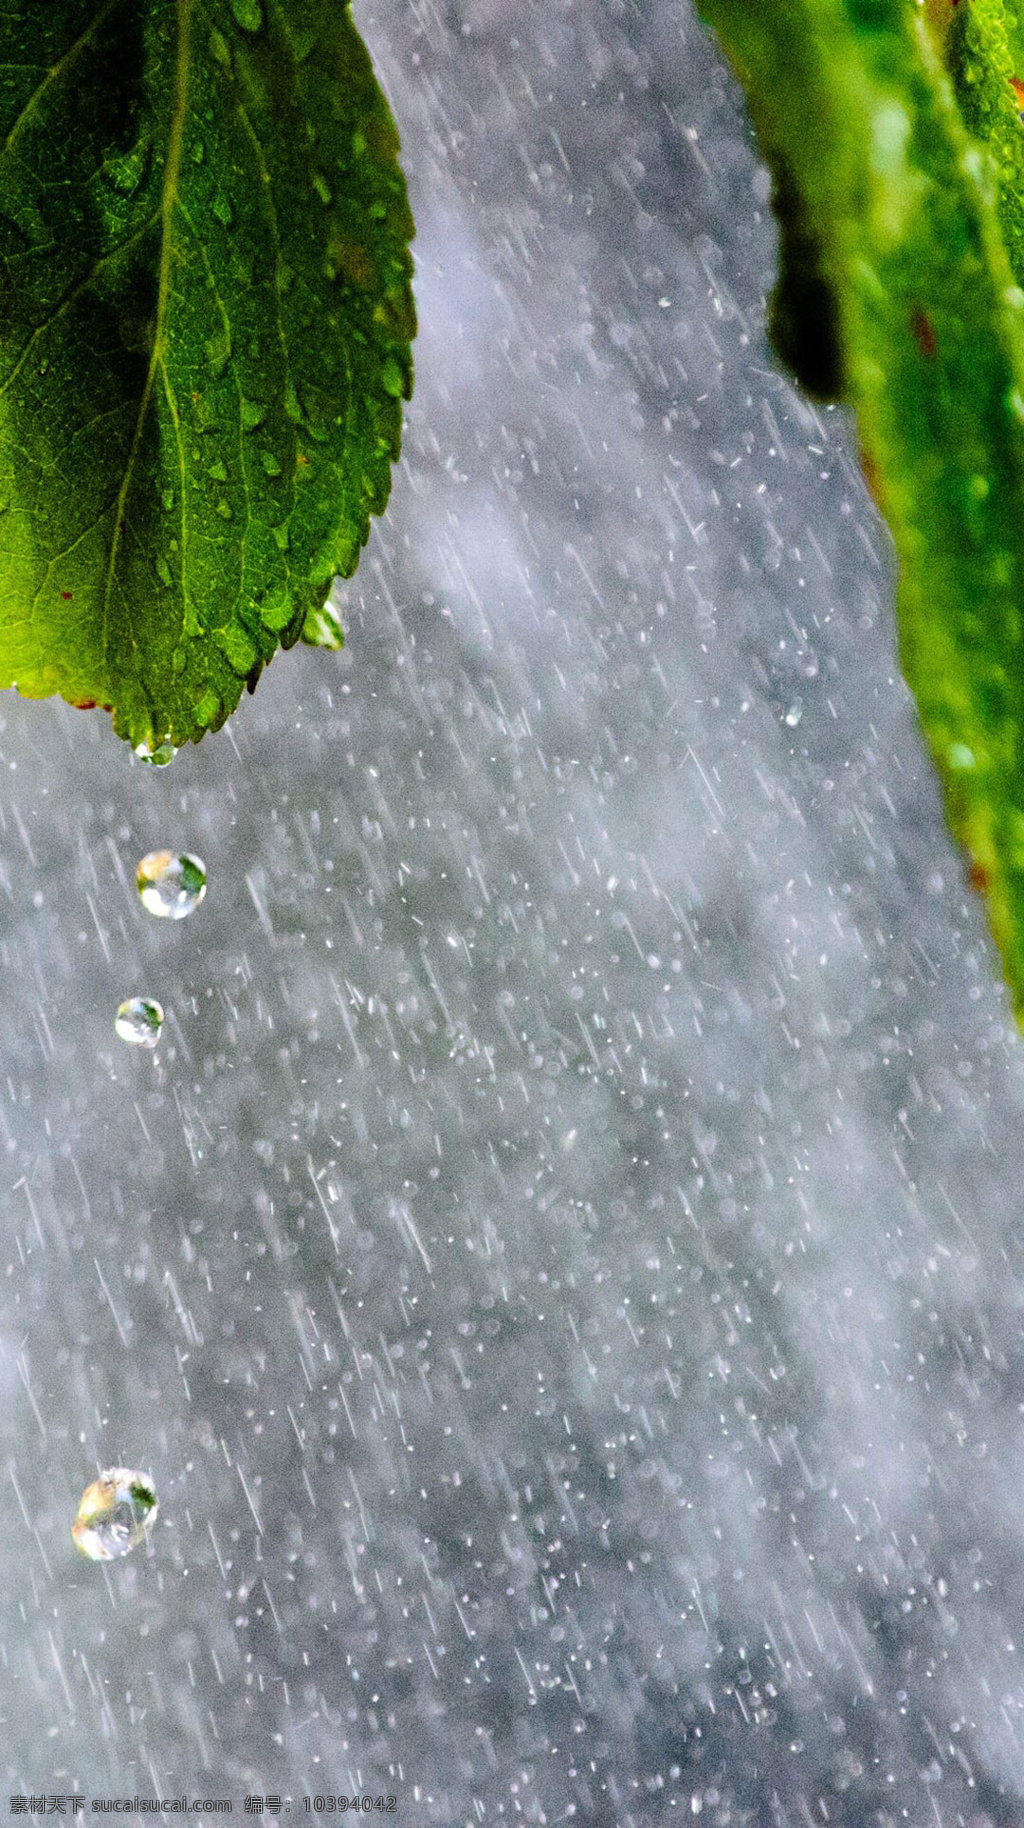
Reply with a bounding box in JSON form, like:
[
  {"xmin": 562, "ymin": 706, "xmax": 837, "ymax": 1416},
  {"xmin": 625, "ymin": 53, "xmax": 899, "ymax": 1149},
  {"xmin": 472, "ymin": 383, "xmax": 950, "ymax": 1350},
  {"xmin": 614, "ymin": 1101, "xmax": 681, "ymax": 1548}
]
[
  {"xmin": 0, "ymin": 212, "xmax": 161, "ymax": 405},
  {"xmin": 0, "ymin": 0, "xmax": 128, "ymax": 181},
  {"xmin": 101, "ymin": 0, "xmax": 193, "ymax": 671}
]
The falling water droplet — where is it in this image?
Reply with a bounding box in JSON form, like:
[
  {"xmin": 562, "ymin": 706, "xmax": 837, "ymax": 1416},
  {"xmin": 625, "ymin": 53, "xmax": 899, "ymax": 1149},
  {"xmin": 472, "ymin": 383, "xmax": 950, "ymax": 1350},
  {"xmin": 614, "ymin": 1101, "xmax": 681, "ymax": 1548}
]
[
  {"xmin": 115, "ymin": 996, "xmax": 164, "ymax": 1047},
  {"xmin": 134, "ymin": 736, "xmax": 177, "ymax": 766},
  {"xmin": 72, "ymin": 1468, "xmax": 158, "ymax": 1561},
  {"xmin": 136, "ymin": 850, "xmax": 207, "ymax": 919},
  {"xmin": 784, "ymin": 699, "xmax": 803, "ymax": 727}
]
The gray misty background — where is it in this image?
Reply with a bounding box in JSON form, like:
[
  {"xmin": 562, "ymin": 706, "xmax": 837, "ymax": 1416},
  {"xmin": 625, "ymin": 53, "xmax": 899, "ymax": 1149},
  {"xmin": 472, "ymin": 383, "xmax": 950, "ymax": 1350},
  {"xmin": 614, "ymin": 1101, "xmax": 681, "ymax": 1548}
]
[{"xmin": 1, "ymin": 2, "xmax": 1023, "ymax": 1824}]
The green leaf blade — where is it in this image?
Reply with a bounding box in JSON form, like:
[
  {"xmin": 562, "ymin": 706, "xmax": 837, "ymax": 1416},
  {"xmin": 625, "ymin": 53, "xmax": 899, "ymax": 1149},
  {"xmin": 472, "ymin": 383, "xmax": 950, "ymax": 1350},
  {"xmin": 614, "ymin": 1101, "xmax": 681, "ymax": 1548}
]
[
  {"xmin": 0, "ymin": 0, "xmax": 414, "ymax": 748},
  {"xmin": 696, "ymin": 0, "xmax": 1024, "ymax": 1021}
]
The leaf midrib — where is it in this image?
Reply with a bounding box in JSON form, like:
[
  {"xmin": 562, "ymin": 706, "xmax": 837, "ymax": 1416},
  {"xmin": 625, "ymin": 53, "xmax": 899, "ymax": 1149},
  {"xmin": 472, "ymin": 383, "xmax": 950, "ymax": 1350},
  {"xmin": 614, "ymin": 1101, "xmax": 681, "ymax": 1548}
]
[{"xmin": 102, "ymin": 0, "xmax": 194, "ymax": 683}]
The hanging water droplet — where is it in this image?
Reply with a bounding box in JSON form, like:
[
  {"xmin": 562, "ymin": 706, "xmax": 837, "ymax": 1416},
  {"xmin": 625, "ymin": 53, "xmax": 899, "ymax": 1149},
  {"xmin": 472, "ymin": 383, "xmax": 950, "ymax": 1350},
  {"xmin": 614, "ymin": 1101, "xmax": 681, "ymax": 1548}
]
[
  {"xmin": 72, "ymin": 1468, "xmax": 158, "ymax": 1561},
  {"xmin": 784, "ymin": 699, "xmax": 803, "ymax": 728},
  {"xmin": 115, "ymin": 996, "xmax": 164, "ymax": 1047},
  {"xmin": 230, "ymin": 0, "xmax": 263, "ymax": 29},
  {"xmin": 134, "ymin": 736, "xmax": 177, "ymax": 766},
  {"xmin": 136, "ymin": 850, "xmax": 206, "ymax": 919}
]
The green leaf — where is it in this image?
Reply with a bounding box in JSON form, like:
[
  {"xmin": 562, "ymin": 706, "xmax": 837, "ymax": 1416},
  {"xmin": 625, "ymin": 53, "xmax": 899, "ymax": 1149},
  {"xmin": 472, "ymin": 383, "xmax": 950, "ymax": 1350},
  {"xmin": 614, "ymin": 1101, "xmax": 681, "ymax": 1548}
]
[
  {"xmin": 0, "ymin": 0, "xmax": 414, "ymax": 750},
  {"xmin": 695, "ymin": 0, "xmax": 1024, "ymax": 1022}
]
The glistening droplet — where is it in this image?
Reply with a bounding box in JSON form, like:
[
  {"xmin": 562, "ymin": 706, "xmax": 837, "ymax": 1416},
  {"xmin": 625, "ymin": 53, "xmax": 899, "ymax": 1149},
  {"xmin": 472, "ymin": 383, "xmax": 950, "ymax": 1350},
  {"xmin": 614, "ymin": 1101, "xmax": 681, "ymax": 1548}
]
[
  {"xmin": 134, "ymin": 737, "xmax": 176, "ymax": 766},
  {"xmin": 230, "ymin": 0, "xmax": 263, "ymax": 29},
  {"xmin": 115, "ymin": 997, "xmax": 163, "ymax": 1047},
  {"xmin": 72, "ymin": 1468, "xmax": 158, "ymax": 1561},
  {"xmin": 137, "ymin": 850, "xmax": 206, "ymax": 919}
]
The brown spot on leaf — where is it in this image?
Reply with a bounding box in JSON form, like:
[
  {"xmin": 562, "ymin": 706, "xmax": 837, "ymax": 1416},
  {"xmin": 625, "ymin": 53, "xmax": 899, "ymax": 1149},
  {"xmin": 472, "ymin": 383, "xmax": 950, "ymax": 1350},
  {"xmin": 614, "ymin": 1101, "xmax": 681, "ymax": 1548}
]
[
  {"xmin": 911, "ymin": 308, "xmax": 936, "ymax": 358},
  {"xmin": 969, "ymin": 859, "xmax": 990, "ymax": 892},
  {"xmin": 328, "ymin": 231, "xmax": 375, "ymax": 290},
  {"xmin": 860, "ymin": 447, "xmax": 885, "ymax": 511}
]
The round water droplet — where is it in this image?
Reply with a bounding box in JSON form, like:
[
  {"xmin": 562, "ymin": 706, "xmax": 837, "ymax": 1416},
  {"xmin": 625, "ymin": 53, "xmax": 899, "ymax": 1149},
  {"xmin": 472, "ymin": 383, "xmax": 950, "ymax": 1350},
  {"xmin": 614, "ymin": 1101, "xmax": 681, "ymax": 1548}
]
[
  {"xmin": 784, "ymin": 699, "xmax": 803, "ymax": 727},
  {"xmin": 137, "ymin": 850, "xmax": 206, "ymax": 920},
  {"xmin": 115, "ymin": 996, "xmax": 164, "ymax": 1047},
  {"xmin": 72, "ymin": 1468, "xmax": 158, "ymax": 1561},
  {"xmin": 134, "ymin": 737, "xmax": 177, "ymax": 766},
  {"xmin": 230, "ymin": 0, "xmax": 263, "ymax": 29}
]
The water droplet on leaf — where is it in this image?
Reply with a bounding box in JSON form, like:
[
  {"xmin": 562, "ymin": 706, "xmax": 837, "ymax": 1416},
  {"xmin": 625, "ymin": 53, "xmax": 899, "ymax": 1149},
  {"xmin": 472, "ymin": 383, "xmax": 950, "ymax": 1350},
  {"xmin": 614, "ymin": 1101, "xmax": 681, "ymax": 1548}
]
[
  {"xmin": 137, "ymin": 850, "xmax": 207, "ymax": 920},
  {"xmin": 104, "ymin": 134, "xmax": 153, "ymax": 199},
  {"xmin": 115, "ymin": 997, "xmax": 164, "ymax": 1047},
  {"xmin": 784, "ymin": 699, "xmax": 803, "ymax": 727},
  {"xmin": 73, "ymin": 1469, "xmax": 158, "ymax": 1561},
  {"xmin": 216, "ymin": 624, "xmax": 258, "ymax": 675},
  {"xmin": 195, "ymin": 688, "xmax": 221, "ymax": 727},
  {"xmin": 205, "ymin": 328, "xmax": 231, "ymax": 378},
  {"xmin": 381, "ymin": 355, "xmax": 405, "ymax": 398},
  {"xmin": 313, "ymin": 172, "xmax": 332, "ymax": 206},
  {"xmin": 230, "ymin": 0, "xmax": 263, "ymax": 30}
]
